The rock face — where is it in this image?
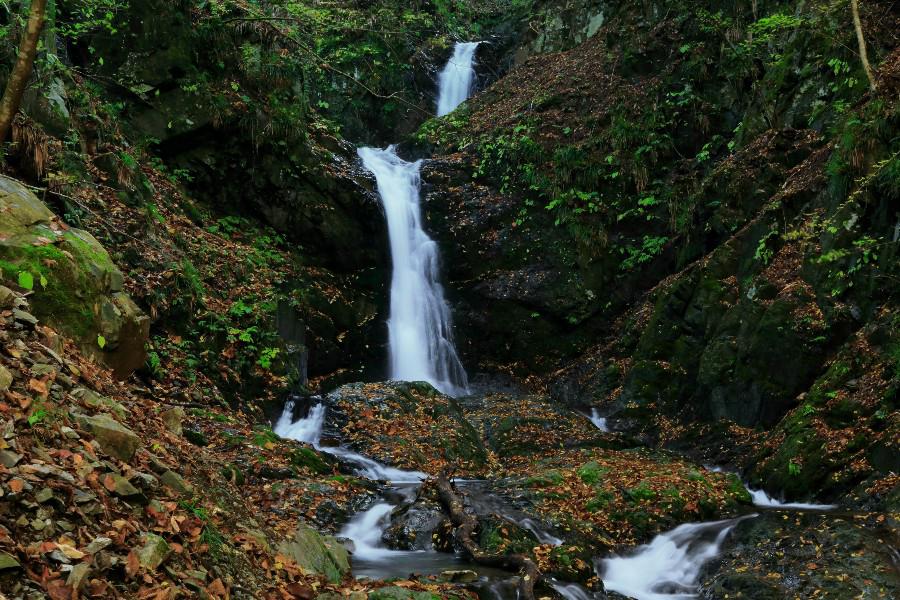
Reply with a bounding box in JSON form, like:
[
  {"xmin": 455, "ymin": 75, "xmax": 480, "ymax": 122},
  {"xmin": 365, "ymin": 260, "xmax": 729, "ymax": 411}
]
[
  {"xmin": 277, "ymin": 523, "xmax": 350, "ymax": 584},
  {"xmin": 0, "ymin": 176, "xmax": 149, "ymax": 378}
]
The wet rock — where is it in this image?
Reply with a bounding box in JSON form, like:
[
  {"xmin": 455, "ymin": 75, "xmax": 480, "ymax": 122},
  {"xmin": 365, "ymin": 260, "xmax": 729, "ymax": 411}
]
[
  {"xmin": 383, "ymin": 501, "xmax": 444, "ymax": 551},
  {"xmin": 278, "ymin": 523, "xmax": 350, "ymax": 584},
  {"xmin": 137, "ymin": 533, "xmax": 171, "ymax": 571},
  {"xmin": 76, "ymin": 413, "xmax": 140, "ymax": 462},
  {"xmin": 314, "ymin": 499, "xmax": 347, "ymax": 527},
  {"xmin": 441, "ymin": 570, "xmax": 478, "ymax": 583}
]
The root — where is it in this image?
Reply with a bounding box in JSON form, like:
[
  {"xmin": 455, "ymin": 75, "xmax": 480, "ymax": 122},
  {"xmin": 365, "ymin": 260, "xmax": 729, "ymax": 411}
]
[{"xmin": 433, "ymin": 473, "xmax": 540, "ymax": 600}]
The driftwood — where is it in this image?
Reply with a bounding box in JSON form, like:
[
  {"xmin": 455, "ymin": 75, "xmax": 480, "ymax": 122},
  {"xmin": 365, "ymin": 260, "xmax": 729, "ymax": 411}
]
[{"xmin": 433, "ymin": 473, "xmax": 540, "ymax": 600}]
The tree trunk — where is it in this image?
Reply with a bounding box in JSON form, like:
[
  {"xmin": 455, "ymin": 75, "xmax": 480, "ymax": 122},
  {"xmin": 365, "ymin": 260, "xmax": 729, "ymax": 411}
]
[
  {"xmin": 850, "ymin": 0, "xmax": 876, "ymax": 91},
  {"xmin": 433, "ymin": 474, "xmax": 541, "ymax": 600},
  {"xmin": 0, "ymin": 0, "xmax": 49, "ymax": 145}
]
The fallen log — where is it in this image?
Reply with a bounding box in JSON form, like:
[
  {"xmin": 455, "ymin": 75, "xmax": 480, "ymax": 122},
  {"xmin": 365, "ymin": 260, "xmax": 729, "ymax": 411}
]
[{"xmin": 433, "ymin": 473, "xmax": 540, "ymax": 600}]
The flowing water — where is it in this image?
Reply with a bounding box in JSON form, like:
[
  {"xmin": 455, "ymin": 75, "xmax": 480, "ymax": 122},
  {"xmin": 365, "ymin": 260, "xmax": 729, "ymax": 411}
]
[
  {"xmin": 587, "ymin": 408, "xmax": 609, "ymax": 431},
  {"xmin": 599, "ymin": 516, "xmax": 755, "ymax": 600},
  {"xmin": 275, "ymin": 401, "xmax": 506, "ymax": 581},
  {"xmin": 357, "ymin": 147, "xmax": 469, "ymax": 396},
  {"xmin": 436, "ymin": 42, "xmax": 480, "ymax": 116},
  {"xmin": 745, "ymin": 487, "xmax": 837, "ymax": 511},
  {"xmin": 272, "ymin": 41, "xmax": 852, "ymax": 600},
  {"xmin": 354, "ymin": 43, "xmax": 479, "ymax": 396},
  {"xmin": 704, "ymin": 465, "xmax": 837, "ymax": 511}
]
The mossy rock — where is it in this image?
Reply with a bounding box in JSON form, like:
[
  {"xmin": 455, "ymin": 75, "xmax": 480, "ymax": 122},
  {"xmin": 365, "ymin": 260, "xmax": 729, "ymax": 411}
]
[
  {"xmin": 367, "ymin": 587, "xmax": 439, "ymax": 600},
  {"xmin": 277, "ymin": 523, "xmax": 349, "ymax": 584},
  {"xmin": 290, "ymin": 447, "xmax": 332, "ymax": 475},
  {"xmin": 0, "ymin": 176, "xmax": 149, "ymax": 378}
]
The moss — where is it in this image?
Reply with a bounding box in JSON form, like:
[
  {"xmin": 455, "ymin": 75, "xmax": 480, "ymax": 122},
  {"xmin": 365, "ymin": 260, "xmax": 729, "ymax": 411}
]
[
  {"xmin": 576, "ymin": 461, "xmax": 607, "ymax": 485},
  {"xmin": 290, "ymin": 448, "xmax": 331, "ymax": 475},
  {"xmin": 585, "ymin": 489, "xmax": 614, "ymax": 512},
  {"xmin": 626, "ymin": 482, "xmax": 657, "ymax": 503},
  {"xmin": 525, "ymin": 469, "xmax": 564, "ymax": 487}
]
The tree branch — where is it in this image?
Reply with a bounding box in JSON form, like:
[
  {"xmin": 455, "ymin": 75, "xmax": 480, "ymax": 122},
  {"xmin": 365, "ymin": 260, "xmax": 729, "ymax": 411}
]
[{"xmin": 851, "ymin": 0, "xmax": 877, "ymax": 91}]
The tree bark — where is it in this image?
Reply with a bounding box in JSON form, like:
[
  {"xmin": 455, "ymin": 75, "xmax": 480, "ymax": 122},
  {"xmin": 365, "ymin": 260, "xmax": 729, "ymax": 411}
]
[
  {"xmin": 0, "ymin": 0, "xmax": 48, "ymax": 145},
  {"xmin": 850, "ymin": 0, "xmax": 876, "ymax": 91},
  {"xmin": 433, "ymin": 474, "xmax": 541, "ymax": 600}
]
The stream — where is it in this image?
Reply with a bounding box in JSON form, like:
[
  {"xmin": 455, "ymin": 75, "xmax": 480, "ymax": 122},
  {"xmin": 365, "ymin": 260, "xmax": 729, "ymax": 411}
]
[{"xmin": 273, "ymin": 41, "xmax": 869, "ymax": 600}]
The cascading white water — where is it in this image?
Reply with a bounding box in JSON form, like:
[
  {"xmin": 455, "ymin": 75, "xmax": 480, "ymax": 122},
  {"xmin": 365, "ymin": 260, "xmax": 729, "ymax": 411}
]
[
  {"xmin": 274, "ymin": 402, "xmax": 326, "ymax": 446},
  {"xmin": 745, "ymin": 487, "xmax": 836, "ymax": 511},
  {"xmin": 600, "ymin": 516, "xmax": 754, "ymax": 600},
  {"xmin": 274, "ymin": 400, "xmax": 426, "ymax": 482},
  {"xmin": 436, "ymin": 42, "xmax": 480, "ymax": 116},
  {"xmin": 358, "ymin": 146, "xmax": 468, "ymax": 396},
  {"xmin": 338, "ymin": 503, "xmax": 397, "ymax": 561},
  {"xmin": 588, "ymin": 408, "xmax": 609, "ymax": 432},
  {"xmin": 704, "ymin": 465, "xmax": 837, "ymax": 511}
]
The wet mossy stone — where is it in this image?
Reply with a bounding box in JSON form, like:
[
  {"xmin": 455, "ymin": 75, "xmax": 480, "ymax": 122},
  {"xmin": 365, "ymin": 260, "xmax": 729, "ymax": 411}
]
[
  {"xmin": 278, "ymin": 523, "xmax": 350, "ymax": 584},
  {"xmin": 0, "ymin": 176, "xmax": 149, "ymax": 378}
]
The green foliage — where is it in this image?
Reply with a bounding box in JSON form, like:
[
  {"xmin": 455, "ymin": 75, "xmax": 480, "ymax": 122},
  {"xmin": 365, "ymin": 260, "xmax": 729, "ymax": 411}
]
[
  {"xmin": 17, "ymin": 271, "xmax": 34, "ymax": 290},
  {"xmin": 576, "ymin": 461, "xmax": 606, "ymax": 485}
]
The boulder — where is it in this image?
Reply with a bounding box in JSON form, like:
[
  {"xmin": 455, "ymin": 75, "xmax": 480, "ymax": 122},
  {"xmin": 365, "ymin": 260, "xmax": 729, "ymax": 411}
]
[
  {"xmin": 277, "ymin": 523, "xmax": 350, "ymax": 584},
  {"xmin": 76, "ymin": 413, "xmax": 140, "ymax": 462},
  {"xmin": 0, "ymin": 176, "xmax": 149, "ymax": 378},
  {"xmin": 159, "ymin": 406, "xmax": 185, "ymax": 436}
]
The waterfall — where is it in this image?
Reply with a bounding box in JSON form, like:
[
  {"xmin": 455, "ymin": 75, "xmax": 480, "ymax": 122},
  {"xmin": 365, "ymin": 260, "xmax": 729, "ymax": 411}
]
[
  {"xmin": 354, "ymin": 43, "xmax": 479, "ymax": 396},
  {"xmin": 436, "ymin": 41, "xmax": 480, "ymax": 117},
  {"xmin": 358, "ymin": 146, "xmax": 468, "ymax": 396}
]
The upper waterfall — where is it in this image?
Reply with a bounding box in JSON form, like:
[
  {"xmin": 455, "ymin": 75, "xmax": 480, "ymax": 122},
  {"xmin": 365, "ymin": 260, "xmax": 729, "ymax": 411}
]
[
  {"xmin": 436, "ymin": 41, "xmax": 480, "ymax": 116},
  {"xmin": 358, "ymin": 147, "xmax": 469, "ymax": 396}
]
